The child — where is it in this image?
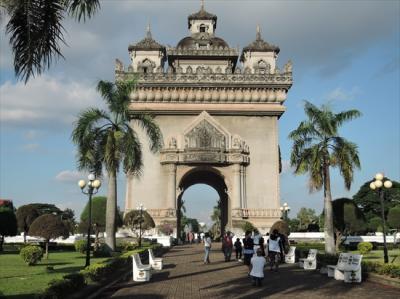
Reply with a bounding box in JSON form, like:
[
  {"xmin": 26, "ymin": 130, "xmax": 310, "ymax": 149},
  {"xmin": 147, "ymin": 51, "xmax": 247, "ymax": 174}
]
[
  {"xmin": 234, "ymin": 238, "xmax": 242, "ymax": 261},
  {"xmin": 250, "ymin": 248, "xmax": 266, "ymax": 286}
]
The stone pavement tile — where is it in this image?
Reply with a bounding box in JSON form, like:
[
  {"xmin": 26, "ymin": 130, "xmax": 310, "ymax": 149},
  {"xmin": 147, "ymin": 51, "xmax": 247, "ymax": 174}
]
[{"xmin": 108, "ymin": 244, "xmax": 400, "ymax": 299}]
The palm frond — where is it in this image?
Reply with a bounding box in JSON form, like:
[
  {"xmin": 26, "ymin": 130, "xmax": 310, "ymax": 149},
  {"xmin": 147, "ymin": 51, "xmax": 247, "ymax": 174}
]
[
  {"xmin": 121, "ymin": 126, "xmax": 143, "ymax": 177},
  {"xmin": 6, "ymin": 0, "xmax": 66, "ymax": 82},
  {"xmin": 66, "ymin": 0, "xmax": 100, "ymax": 21},
  {"xmin": 104, "ymin": 130, "xmax": 119, "ymax": 173},
  {"xmin": 131, "ymin": 114, "xmax": 163, "ymax": 152},
  {"xmin": 334, "ymin": 110, "xmax": 362, "ymax": 128},
  {"xmin": 71, "ymin": 108, "xmax": 111, "ymax": 144}
]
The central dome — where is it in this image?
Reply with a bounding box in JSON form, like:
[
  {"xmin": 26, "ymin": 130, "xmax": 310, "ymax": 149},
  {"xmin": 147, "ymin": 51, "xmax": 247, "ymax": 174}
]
[{"xmin": 177, "ymin": 33, "xmax": 229, "ymax": 49}]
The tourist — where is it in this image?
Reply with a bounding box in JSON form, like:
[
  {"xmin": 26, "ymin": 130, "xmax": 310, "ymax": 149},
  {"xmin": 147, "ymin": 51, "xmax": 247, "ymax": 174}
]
[
  {"xmin": 194, "ymin": 232, "xmax": 199, "ymax": 244},
  {"xmin": 259, "ymin": 234, "xmax": 265, "ymax": 256},
  {"xmin": 200, "ymin": 231, "xmax": 205, "ymax": 242},
  {"xmin": 222, "ymin": 231, "xmax": 233, "ymax": 262},
  {"xmin": 204, "ymin": 232, "xmax": 212, "ymax": 264},
  {"xmin": 189, "ymin": 231, "xmax": 194, "ymax": 244},
  {"xmin": 253, "ymin": 229, "xmax": 261, "ymax": 255},
  {"xmin": 250, "ymin": 248, "xmax": 266, "ymax": 287},
  {"xmin": 243, "ymin": 230, "xmax": 254, "ymax": 272},
  {"xmin": 267, "ymin": 229, "xmax": 284, "ymax": 271},
  {"xmin": 234, "ymin": 237, "xmax": 243, "ymax": 261}
]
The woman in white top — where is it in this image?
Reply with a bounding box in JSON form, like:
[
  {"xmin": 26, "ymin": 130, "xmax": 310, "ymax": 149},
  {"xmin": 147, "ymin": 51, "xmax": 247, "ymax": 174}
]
[
  {"xmin": 267, "ymin": 229, "xmax": 283, "ymax": 271},
  {"xmin": 203, "ymin": 232, "xmax": 212, "ymax": 264}
]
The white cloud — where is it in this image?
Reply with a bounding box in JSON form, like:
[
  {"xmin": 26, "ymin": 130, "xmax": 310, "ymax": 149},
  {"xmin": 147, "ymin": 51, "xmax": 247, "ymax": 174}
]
[
  {"xmin": 55, "ymin": 170, "xmax": 87, "ymax": 182},
  {"xmin": 23, "ymin": 129, "xmax": 42, "ymax": 140},
  {"xmin": 0, "ymin": 75, "xmax": 102, "ymax": 129},
  {"xmin": 20, "ymin": 143, "xmax": 40, "ymax": 152},
  {"xmin": 324, "ymin": 86, "xmax": 361, "ymax": 103}
]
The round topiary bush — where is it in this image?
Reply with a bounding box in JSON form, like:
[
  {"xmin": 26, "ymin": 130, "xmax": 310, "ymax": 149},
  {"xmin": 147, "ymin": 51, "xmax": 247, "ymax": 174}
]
[
  {"xmin": 270, "ymin": 220, "xmax": 290, "ymax": 236},
  {"xmin": 74, "ymin": 239, "xmax": 87, "ymax": 254},
  {"xmin": 20, "ymin": 245, "xmax": 43, "ymax": 265},
  {"xmin": 357, "ymin": 242, "xmax": 373, "ymax": 254}
]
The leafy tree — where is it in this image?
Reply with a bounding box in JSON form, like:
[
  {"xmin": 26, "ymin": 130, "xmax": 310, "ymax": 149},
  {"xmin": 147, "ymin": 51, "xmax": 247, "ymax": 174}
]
[
  {"xmin": 1, "ymin": 0, "xmax": 100, "ymax": 82},
  {"xmin": 332, "ymin": 198, "xmax": 366, "ymax": 251},
  {"xmin": 353, "ymin": 179, "xmax": 400, "ymax": 221},
  {"xmin": 289, "ymin": 101, "xmax": 361, "ymax": 254},
  {"xmin": 28, "ymin": 214, "xmax": 69, "ymax": 259},
  {"xmin": 387, "ymin": 206, "xmax": 400, "ymax": 229},
  {"xmin": 181, "ymin": 217, "xmax": 200, "ymax": 233},
  {"xmin": 123, "ymin": 210, "xmax": 155, "ymax": 244},
  {"xmin": 72, "ymin": 80, "xmax": 163, "ymax": 251},
  {"xmin": 0, "ymin": 207, "xmax": 18, "ymax": 251},
  {"xmin": 296, "ymin": 207, "xmax": 318, "ymax": 231},
  {"xmin": 16, "ymin": 205, "xmax": 40, "ymax": 243},
  {"xmin": 157, "ymin": 221, "xmax": 175, "ymax": 236},
  {"xmin": 61, "ymin": 208, "xmax": 76, "ymax": 234},
  {"xmin": 210, "ymin": 204, "xmax": 221, "ymax": 238},
  {"xmin": 368, "ymin": 216, "xmax": 383, "ymax": 232},
  {"xmin": 287, "ymin": 218, "xmax": 300, "ymax": 232},
  {"xmin": 28, "ymin": 203, "xmax": 61, "ymax": 216},
  {"xmin": 79, "ymin": 196, "xmax": 122, "ymax": 247}
]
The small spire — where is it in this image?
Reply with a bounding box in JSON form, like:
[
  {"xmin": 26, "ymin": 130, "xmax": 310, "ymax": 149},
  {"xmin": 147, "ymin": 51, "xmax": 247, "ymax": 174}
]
[
  {"xmin": 256, "ymin": 24, "xmax": 261, "ymax": 40},
  {"xmin": 201, "ymin": 0, "xmax": 205, "ymax": 11},
  {"xmin": 146, "ymin": 22, "xmax": 152, "ymax": 38}
]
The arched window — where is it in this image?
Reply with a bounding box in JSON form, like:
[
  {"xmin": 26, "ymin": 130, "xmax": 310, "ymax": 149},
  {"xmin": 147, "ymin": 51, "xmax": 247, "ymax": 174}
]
[{"xmin": 200, "ymin": 24, "xmax": 206, "ymax": 33}]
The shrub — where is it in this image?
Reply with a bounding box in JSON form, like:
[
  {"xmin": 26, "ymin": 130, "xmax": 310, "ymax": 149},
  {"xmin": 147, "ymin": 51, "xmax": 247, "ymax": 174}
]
[
  {"xmin": 20, "ymin": 245, "xmax": 43, "ymax": 265},
  {"xmin": 80, "ymin": 257, "xmax": 126, "ymax": 282},
  {"xmin": 317, "ymin": 253, "xmax": 339, "ymax": 267},
  {"xmin": 357, "ymin": 242, "xmax": 373, "ymax": 254},
  {"xmin": 119, "ymin": 241, "xmax": 135, "ymax": 252},
  {"xmin": 362, "ymin": 261, "xmax": 400, "ymax": 278},
  {"xmin": 93, "ymin": 243, "xmax": 111, "ymax": 257},
  {"xmin": 41, "ymin": 273, "xmax": 86, "ymax": 299},
  {"xmin": 74, "ymin": 240, "xmax": 87, "ymax": 254}
]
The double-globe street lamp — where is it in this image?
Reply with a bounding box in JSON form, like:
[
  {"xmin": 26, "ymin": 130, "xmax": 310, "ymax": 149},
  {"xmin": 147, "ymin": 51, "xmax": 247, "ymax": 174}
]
[
  {"xmin": 369, "ymin": 173, "xmax": 392, "ymax": 264},
  {"xmin": 137, "ymin": 204, "xmax": 145, "ymax": 248},
  {"xmin": 280, "ymin": 202, "xmax": 291, "ymax": 221},
  {"xmin": 78, "ymin": 174, "xmax": 101, "ymax": 267}
]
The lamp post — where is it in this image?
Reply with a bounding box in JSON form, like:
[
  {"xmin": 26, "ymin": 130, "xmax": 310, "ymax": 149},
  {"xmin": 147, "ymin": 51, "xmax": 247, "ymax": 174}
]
[
  {"xmin": 280, "ymin": 202, "xmax": 290, "ymax": 221},
  {"xmin": 137, "ymin": 204, "xmax": 145, "ymax": 248},
  {"xmin": 78, "ymin": 174, "xmax": 101, "ymax": 267},
  {"xmin": 369, "ymin": 173, "xmax": 392, "ymax": 264}
]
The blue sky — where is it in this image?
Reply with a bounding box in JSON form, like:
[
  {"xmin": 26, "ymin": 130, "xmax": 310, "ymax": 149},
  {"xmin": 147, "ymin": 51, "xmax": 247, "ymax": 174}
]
[{"xmin": 1, "ymin": 0, "xmax": 399, "ymax": 226}]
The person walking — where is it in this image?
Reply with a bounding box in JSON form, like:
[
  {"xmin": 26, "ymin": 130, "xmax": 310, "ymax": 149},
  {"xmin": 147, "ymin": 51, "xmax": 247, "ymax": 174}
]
[
  {"xmin": 250, "ymin": 248, "xmax": 266, "ymax": 286},
  {"xmin": 243, "ymin": 230, "xmax": 254, "ymax": 272},
  {"xmin": 234, "ymin": 237, "xmax": 243, "ymax": 261},
  {"xmin": 222, "ymin": 231, "xmax": 233, "ymax": 262},
  {"xmin": 204, "ymin": 232, "xmax": 212, "ymax": 264},
  {"xmin": 253, "ymin": 229, "xmax": 261, "ymax": 255},
  {"xmin": 267, "ymin": 229, "xmax": 284, "ymax": 271}
]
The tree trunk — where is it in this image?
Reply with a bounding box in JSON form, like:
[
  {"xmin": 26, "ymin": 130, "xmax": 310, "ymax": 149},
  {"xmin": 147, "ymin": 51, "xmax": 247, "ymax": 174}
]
[
  {"xmin": 323, "ymin": 162, "xmax": 336, "ymax": 255},
  {"xmin": 0, "ymin": 235, "xmax": 4, "ymax": 251},
  {"xmin": 23, "ymin": 231, "xmax": 26, "ymax": 243},
  {"xmin": 105, "ymin": 170, "xmax": 117, "ymax": 251},
  {"xmin": 45, "ymin": 241, "xmax": 49, "ymax": 259},
  {"xmin": 335, "ymin": 231, "xmax": 342, "ymax": 252}
]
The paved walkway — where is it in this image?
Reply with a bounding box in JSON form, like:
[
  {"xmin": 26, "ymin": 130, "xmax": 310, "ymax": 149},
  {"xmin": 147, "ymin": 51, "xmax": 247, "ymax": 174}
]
[{"xmin": 105, "ymin": 244, "xmax": 400, "ymax": 299}]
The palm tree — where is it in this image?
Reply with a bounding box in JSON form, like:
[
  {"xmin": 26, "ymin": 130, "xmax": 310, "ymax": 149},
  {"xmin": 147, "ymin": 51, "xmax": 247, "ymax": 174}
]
[
  {"xmin": 2, "ymin": 0, "xmax": 100, "ymax": 82},
  {"xmin": 72, "ymin": 80, "xmax": 163, "ymax": 251},
  {"xmin": 289, "ymin": 101, "xmax": 361, "ymax": 254}
]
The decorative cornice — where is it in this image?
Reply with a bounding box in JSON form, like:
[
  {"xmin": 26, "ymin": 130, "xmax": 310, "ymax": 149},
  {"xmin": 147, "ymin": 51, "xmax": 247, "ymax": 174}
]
[{"xmin": 232, "ymin": 208, "xmax": 282, "ymax": 218}]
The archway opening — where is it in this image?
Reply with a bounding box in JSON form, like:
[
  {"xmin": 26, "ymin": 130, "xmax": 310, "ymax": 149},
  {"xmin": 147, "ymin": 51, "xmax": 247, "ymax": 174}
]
[{"xmin": 177, "ymin": 168, "xmax": 228, "ymax": 241}]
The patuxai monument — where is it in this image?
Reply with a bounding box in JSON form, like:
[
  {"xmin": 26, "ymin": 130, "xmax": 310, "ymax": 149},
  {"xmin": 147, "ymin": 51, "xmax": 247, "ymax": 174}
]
[{"xmin": 116, "ymin": 4, "xmax": 293, "ymax": 235}]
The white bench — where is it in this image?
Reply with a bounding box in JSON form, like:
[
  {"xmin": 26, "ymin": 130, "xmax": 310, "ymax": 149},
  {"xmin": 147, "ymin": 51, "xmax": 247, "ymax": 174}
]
[
  {"xmin": 132, "ymin": 253, "xmax": 151, "ymax": 282},
  {"xmin": 299, "ymin": 249, "xmax": 318, "ymax": 270},
  {"xmin": 327, "ymin": 253, "xmax": 350, "ymax": 278},
  {"xmin": 328, "ymin": 254, "xmax": 362, "ymax": 282},
  {"xmin": 285, "ymin": 246, "xmax": 296, "ymax": 264},
  {"xmin": 148, "ymin": 248, "xmax": 163, "ymax": 270}
]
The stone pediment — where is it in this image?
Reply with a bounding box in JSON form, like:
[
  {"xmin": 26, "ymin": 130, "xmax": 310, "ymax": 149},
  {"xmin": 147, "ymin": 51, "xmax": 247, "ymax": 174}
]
[{"xmin": 161, "ymin": 111, "xmax": 250, "ymax": 165}]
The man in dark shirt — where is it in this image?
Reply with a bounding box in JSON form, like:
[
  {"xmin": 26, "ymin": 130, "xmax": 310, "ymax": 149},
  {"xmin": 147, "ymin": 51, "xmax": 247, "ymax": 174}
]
[{"xmin": 242, "ymin": 230, "xmax": 254, "ymax": 272}]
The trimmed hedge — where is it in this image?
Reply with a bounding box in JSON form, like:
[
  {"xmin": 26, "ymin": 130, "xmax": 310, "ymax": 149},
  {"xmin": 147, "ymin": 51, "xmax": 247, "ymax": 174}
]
[
  {"xmin": 74, "ymin": 240, "xmax": 87, "ymax": 254},
  {"xmin": 362, "ymin": 261, "xmax": 400, "ymax": 278},
  {"xmin": 20, "ymin": 245, "xmax": 43, "ymax": 265},
  {"xmin": 357, "ymin": 242, "xmax": 373, "ymax": 254},
  {"xmin": 40, "ymin": 243, "xmax": 164, "ymax": 298}
]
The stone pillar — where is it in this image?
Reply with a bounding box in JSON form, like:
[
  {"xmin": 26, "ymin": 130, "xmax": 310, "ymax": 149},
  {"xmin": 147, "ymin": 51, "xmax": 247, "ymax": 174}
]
[
  {"xmin": 232, "ymin": 163, "xmax": 241, "ymax": 209},
  {"xmin": 166, "ymin": 164, "xmax": 177, "ymax": 210}
]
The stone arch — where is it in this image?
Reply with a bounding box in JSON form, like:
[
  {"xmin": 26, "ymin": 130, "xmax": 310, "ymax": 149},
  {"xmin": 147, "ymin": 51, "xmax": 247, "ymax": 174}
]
[{"xmin": 177, "ymin": 166, "xmax": 229, "ymax": 238}]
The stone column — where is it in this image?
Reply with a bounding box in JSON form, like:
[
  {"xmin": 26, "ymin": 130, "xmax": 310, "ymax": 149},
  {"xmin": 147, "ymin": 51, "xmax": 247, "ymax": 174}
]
[
  {"xmin": 232, "ymin": 163, "xmax": 241, "ymax": 209},
  {"xmin": 166, "ymin": 164, "xmax": 177, "ymax": 210}
]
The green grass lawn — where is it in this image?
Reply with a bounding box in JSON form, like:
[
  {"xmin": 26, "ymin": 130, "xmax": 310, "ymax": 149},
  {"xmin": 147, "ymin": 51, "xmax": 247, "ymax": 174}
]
[
  {"xmin": 0, "ymin": 251, "xmax": 108, "ymax": 298},
  {"xmin": 351, "ymin": 249, "xmax": 400, "ymax": 265}
]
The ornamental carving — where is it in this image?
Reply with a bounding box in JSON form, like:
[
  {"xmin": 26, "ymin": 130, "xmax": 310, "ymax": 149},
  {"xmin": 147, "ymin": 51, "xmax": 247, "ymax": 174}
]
[{"xmin": 185, "ymin": 119, "xmax": 226, "ymax": 150}]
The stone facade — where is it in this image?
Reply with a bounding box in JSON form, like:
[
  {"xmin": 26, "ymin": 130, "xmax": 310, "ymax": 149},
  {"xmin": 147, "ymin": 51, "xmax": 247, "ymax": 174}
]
[{"xmin": 119, "ymin": 4, "xmax": 293, "ymax": 235}]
